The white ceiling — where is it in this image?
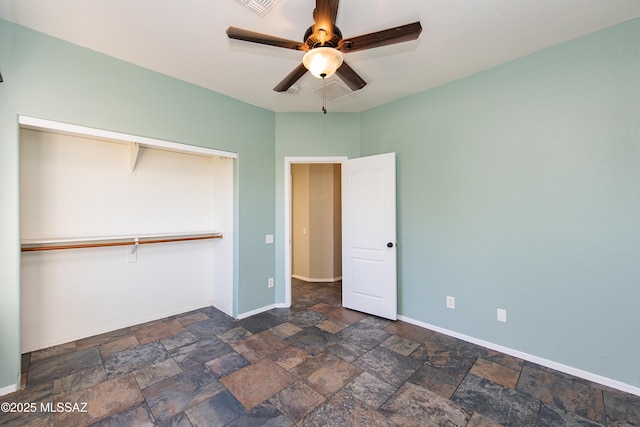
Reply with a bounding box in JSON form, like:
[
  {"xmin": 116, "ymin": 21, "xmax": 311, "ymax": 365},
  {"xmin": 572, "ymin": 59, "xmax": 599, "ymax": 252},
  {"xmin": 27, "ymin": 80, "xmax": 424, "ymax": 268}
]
[{"xmin": 2, "ymin": 0, "xmax": 640, "ymax": 113}]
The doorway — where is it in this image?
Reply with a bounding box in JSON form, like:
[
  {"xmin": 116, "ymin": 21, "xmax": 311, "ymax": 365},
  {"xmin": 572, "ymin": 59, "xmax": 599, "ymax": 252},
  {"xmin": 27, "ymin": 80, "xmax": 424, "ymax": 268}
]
[
  {"xmin": 284, "ymin": 157, "xmax": 347, "ymax": 307},
  {"xmin": 291, "ymin": 163, "xmax": 342, "ymax": 283},
  {"xmin": 284, "ymin": 153, "xmax": 398, "ymax": 319}
]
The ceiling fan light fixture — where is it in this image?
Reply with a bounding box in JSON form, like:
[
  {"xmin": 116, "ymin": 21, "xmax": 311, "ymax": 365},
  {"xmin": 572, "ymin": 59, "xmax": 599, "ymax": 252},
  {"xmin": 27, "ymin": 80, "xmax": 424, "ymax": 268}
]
[{"xmin": 302, "ymin": 47, "xmax": 343, "ymax": 79}]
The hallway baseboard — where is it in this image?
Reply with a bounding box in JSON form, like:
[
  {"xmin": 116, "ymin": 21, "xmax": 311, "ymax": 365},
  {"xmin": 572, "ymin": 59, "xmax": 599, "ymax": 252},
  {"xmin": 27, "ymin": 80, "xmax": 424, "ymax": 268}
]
[{"xmin": 291, "ymin": 274, "xmax": 342, "ymax": 283}]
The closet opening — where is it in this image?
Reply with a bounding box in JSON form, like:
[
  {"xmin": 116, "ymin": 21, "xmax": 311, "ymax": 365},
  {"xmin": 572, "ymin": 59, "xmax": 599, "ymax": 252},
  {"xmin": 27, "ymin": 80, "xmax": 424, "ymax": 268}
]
[{"xmin": 18, "ymin": 116, "xmax": 237, "ymax": 353}]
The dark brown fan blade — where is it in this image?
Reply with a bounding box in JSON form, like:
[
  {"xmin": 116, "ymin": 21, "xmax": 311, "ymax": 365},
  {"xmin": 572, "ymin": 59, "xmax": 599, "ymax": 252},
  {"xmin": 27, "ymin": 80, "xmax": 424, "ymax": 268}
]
[
  {"xmin": 313, "ymin": 0, "xmax": 340, "ymax": 40},
  {"xmin": 338, "ymin": 21, "xmax": 422, "ymax": 52},
  {"xmin": 226, "ymin": 27, "xmax": 307, "ymax": 51},
  {"xmin": 336, "ymin": 61, "xmax": 367, "ymax": 91},
  {"xmin": 273, "ymin": 63, "xmax": 308, "ymax": 92}
]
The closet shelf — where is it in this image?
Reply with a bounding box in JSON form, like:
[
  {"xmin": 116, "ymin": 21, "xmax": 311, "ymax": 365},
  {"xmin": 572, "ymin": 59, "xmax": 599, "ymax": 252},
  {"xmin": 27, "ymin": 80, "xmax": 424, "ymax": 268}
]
[{"xmin": 21, "ymin": 232, "xmax": 223, "ymax": 252}]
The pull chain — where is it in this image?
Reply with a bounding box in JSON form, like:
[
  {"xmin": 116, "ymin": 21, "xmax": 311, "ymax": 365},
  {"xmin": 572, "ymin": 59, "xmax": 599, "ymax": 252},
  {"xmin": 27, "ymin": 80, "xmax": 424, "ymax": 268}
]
[{"xmin": 321, "ymin": 74, "xmax": 327, "ymax": 114}]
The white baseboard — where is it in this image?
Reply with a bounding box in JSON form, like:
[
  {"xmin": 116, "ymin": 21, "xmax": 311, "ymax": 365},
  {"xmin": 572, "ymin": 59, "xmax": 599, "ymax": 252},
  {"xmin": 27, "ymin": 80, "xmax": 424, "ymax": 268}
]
[
  {"xmin": 291, "ymin": 274, "xmax": 342, "ymax": 283},
  {"xmin": 0, "ymin": 383, "xmax": 19, "ymax": 397},
  {"xmin": 237, "ymin": 304, "xmax": 279, "ymax": 320},
  {"xmin": 398, "ymin": 315, "xmax": 640, "ymax": 397},
  {"xmin": 237, "ymin": 302, "xmax": 292, "ymax": 319}
]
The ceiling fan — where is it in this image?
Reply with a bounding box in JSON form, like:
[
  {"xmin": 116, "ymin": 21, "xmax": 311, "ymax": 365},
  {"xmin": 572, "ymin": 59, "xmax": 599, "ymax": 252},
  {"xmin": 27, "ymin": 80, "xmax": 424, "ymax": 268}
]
[{"xmin": 226, "ymin": 0, "xmax": 422, "ymax": 93}]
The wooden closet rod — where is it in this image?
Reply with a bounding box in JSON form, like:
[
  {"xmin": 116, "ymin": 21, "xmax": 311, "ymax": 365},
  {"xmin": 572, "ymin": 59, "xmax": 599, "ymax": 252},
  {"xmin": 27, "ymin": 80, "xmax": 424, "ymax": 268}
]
[{"xmin": 21, "ymin": 233, "xmax": 223, "ymax": 252}]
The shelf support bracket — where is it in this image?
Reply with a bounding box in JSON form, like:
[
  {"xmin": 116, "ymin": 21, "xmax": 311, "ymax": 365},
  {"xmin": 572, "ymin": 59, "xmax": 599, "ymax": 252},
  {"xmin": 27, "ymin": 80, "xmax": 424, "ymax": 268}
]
[{"xmin": 130, "ymin": 142, "xmax": 140, "ymax": 174}]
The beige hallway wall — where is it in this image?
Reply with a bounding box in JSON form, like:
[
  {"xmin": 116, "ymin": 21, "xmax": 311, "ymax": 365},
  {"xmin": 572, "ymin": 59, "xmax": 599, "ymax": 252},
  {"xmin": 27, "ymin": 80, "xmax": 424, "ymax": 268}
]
[{"xmin": 291, "ymin": 163, "xmax": 341, "ymax": 282}]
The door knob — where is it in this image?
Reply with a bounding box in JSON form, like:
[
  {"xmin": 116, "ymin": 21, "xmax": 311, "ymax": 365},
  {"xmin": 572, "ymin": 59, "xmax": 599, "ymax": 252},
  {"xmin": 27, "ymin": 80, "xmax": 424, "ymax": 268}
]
[{"xmin": 387, "ymin": 242, "xmax": 394, "ymax": 248}]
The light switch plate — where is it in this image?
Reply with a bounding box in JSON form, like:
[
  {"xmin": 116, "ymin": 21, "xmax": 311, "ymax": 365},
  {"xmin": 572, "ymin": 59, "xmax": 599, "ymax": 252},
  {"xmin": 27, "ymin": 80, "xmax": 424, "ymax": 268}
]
[{"xmin": 265, "ymin": 234, "xmax": 274, "ymax": 244}]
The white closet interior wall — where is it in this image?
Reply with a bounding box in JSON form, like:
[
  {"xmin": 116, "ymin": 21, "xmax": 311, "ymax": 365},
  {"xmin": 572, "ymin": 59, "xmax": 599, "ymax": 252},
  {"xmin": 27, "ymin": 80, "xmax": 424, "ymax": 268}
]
[{"xmin": 19, "ymin": 121, "xmax": 235, "ymax": 352}]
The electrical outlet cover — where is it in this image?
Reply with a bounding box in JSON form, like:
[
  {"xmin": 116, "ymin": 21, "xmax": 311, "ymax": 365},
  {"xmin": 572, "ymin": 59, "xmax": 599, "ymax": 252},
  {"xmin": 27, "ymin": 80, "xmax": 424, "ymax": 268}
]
[{"xmin": 446, "ymin": 296, "xmax": 455, "ymax": 309}]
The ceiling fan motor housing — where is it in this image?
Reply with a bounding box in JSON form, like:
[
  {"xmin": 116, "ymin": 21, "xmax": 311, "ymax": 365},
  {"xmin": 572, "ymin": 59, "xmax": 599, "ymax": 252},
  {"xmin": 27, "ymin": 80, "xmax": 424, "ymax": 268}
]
[{"xmin": 304, "ymin": 25, "xmax": 343, "ymax": 49}]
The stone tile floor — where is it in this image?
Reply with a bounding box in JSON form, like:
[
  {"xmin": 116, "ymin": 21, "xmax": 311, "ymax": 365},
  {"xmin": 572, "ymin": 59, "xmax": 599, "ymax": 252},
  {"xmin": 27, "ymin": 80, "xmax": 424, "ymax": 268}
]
[{"xmin": 2, "ymin": 279, "xmax": 639, "ymax": 426}]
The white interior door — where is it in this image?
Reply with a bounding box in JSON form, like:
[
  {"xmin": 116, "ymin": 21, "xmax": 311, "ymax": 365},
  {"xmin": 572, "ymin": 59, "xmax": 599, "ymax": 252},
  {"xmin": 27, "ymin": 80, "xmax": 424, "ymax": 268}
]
[{"xmin": 342, "ymin": 152, "xmax": 397, "ymax": 320}]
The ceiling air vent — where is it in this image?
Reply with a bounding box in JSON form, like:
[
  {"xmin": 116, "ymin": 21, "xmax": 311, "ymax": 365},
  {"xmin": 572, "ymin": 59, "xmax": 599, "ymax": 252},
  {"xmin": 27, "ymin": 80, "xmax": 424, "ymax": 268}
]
[
  {"xmin": 235, "ymin": 0, "xmax": 282, "ymax": 16},
  {"xmin": 310, "ymin": 79, "xmax": 353, "ymax": 102}
]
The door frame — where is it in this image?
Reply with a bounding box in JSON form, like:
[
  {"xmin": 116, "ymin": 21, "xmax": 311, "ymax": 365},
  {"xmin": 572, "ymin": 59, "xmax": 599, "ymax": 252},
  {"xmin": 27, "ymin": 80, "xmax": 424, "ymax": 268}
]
[{"xmin": 283, "ymin": 156, "xmax": 348, "ymax": 307}]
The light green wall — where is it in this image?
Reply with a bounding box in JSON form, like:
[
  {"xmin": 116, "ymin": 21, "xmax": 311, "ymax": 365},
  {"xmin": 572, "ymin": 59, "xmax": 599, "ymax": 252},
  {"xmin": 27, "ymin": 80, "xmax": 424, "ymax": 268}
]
[
  {"xmin": 274, "ymin": 113, "xmax": 360, "ymax": 302},
  {"xmin": 360, "ymin": 18, "xmax": 640, "ymax": 387},
  {"xmin": 2, "ymin": 14, "xmax": 640, "ymax": 393},
  {"xmin": 0, "ymin": 19, "xmax": 275, "ymax": 390}
]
